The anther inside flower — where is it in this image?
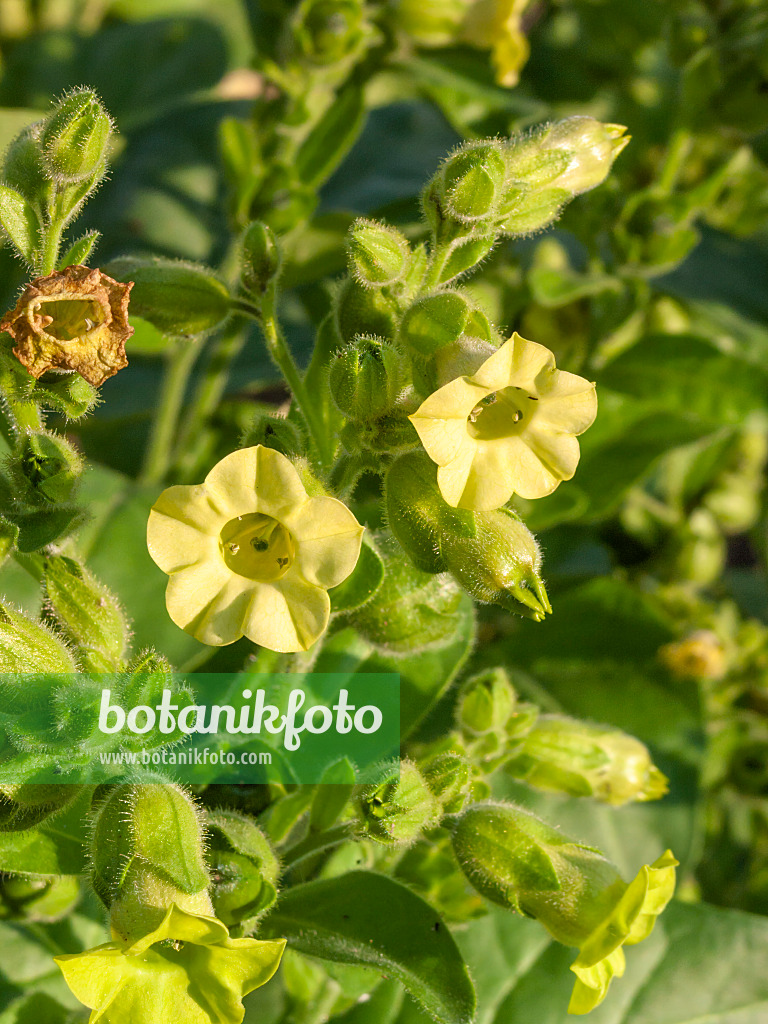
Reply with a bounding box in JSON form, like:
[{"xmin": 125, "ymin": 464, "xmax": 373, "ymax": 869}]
[
  {"xmin": 0, "ymin": 264, "xmax": 133, "ymax": 386},
  {"xmin": 409, "ymin": 332, "xmax": 597, "ymax": 511},
  {"xmin": 147, "ymin": 445, "xmax": 364, "ymax": 651}
]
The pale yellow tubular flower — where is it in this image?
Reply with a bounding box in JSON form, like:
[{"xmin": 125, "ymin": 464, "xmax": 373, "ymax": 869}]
[
  {"xmin": 461, "ymin": 0, "xmax": 533, "ymax": 88},
  {"xmin": 147, "ymin": 446, "xmax": 364, "ymax": 652},
  {"xmin": 409, "ymin": 333, "xmax": 597, "ymax": 511}
]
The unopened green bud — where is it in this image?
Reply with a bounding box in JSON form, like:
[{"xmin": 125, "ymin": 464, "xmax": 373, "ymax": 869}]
[
  {"xmin": 91, "ymin": 783, "xmax": 211, "ymax": 942},
  {"xmin": 399, "ymin": 291, "xmax": 492, "ymax": 357},
  {"xmin": 40, "ymin": 89, "xmax": 112, "ymax": 184},
  {"xmin": 241, "ymin": 414, "xmax": 305, "ymax": 458},
  {"xmin": 357, "ymin": 760, "xmax": 441, "ymax": 844},
  {"xmin": 456, "ymin": 668, "xmax": 517, "ymax": 737},
  {"xmin": 42, "ymin": 555, "xmax": 129, "ymax": 672},
  {"xmin": 422, "ymin": 751, "xmax": 471, "ymax": 813},
  {"xmin": 240, "ymin": 221, "xmax": 281, "ymax": 298},
  {"xmin": 206, "ymin": 810, "xmax": 280, "ymax": 931},
  {"xmin": 348, "ymin": 218, "xmax": 410, "ymax": 288},
  {"xmin": 505, "ymin": 715, "xmax": 668, "ymax": 805},
  {"xmin": 0, "ymin": 784, "xmax": 78, "ymax": 832},
  {"xmin": 2, "ymin": 122, "xmax": 51, "ymax": 204},
  {"xmin": 0, "ymin": 874, "xmax": 79, "ymax": 922},
  {"xmin": 441, "ymin": 143, "xmax": 506, "ymax": 223},
  {"xmin": 107, "ymin": 255, "xmax": 232, "ymax": 337},
  {"xmin": 12, "ymin": 430, "xmax": 82, "ymax": 504},
  {"xmin": 452, "ymin": 802, "xmax": 677, "ymax": 1014},
  {"xmin": 329, "ymin": 336, "xmax": 404, "ymax": 420},
  {"xmin": 386, "ymin": 453, "xmax": 550, "ymax": 619},
  {"xmin": 673, "ymin": 508, "xmax": 725, "ymax": 584},
  {"xmin": 348, "ymin": 536, "xmax": 464, "ymax": 654},
  {"xmin": 294, "ymin": 0, "xmax": 366, "ymax": 64},
  {"xmin": 334, "ymin": 277, "xmax": 399, "ymax": 343},
  {"xmin": 0, "ymin": 601, "xmax": 77, "ymax": 672}
]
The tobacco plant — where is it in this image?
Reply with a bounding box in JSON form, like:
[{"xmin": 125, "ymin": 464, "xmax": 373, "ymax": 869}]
[{"xmin": 0, "ymin": 2, "xmax": 767, "ymax": 1023}]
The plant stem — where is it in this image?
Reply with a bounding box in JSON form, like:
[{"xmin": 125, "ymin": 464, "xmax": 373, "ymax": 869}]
[
  {"xmin": 256, "ymin": 293, "xmax": 332, "ymax": 466},
  {"xmin": 39, "ymin": 220, "xmax": 64, "ymax": 276},
  {"xmin": 173, "ymin": 317, "xmax": 248, "ymax": 473},
  {"xmin": 281, "ymin": 823, "xmax": 354, "ymax": 868},
  {"xmin": 140, "ymin": 338, "xmax": 204, "ymax": 484}
]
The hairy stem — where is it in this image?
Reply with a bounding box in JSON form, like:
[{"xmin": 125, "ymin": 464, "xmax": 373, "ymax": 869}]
[{"xmin": 140, "ymin": 337, "xmax": 204, "ymax": 484}]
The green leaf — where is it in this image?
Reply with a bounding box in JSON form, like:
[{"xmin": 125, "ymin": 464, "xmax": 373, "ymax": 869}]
[
  {"xmin": 443, "ymin": 901, "xmax": 768, "ymax": 1024},
  {"xmin": 57, "ymin": 229, "xmax": 100, "ymax": 269},
  {"xmin": 331, "ymin": 538, "xmax": 385, "ymax": 614},
  {"xmin": 0, "ymin": 787, "xmax": 91, "ymax": 875},
  {"xmin": 0, "ymin": 184, "xmax": 40, "ymax": 264},
  {"xmin": 296, "ymin": 86, "xmax": 366, "ymax": 188},
  {"xmin": 262, "ymin": 871, "xmax": 475, "ymax": 1024},
  {"xmin": 598, "ymin": 333, "xmax": 768, "ymax": 425}
]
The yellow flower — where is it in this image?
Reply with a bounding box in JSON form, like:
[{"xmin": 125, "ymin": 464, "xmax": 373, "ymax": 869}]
[
  {"xmin": 462, "ymin": 0, "xmax": 533, "ymax": 88},
  {"xmin": 569, "ymin": 850, "xmax": 678, "ymax": 1014},
  {"xmin": 147, "ymin": 445, "xmax": 364, "ymax": 651},
  {"xmin": 409, "ymin": 332, "xmax": 597, "ymax": 511},
  {"xmin": 55, "ymin": 903, "xmax": 285, "ymax": 1024}
]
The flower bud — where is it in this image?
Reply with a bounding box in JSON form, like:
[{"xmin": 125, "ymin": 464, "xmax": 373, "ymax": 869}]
[
  {"xmin": 452, "ymin": 802, "xmax": 677, "ymax": 1013},
  {"xmin": 241, "ymin": 414, "xmax": 305, "ymax": 458},
  {"xmin": 399, "ymin": 291, "xmax": 492, "ymax": 357},
  {"xmin": 329, "ymin": 336, "xmax": 404, "ymax": 420},
  {"xmin": 107, "ymin": 255, "xmax": 232, "ymax": 337},
  {"xmin": 505, "ymin": 715, "xmax": 669, "ymax": 805},
  {"xmin": 293, "ymin": 0, "xmax": 367, "ymax": 65},
  {"xmin": 11, "ymin": 429, "xmax": 82, "ymax": 505},
  {"xmin": 0, "ymin": 600, "xmax": 77, "ymax": 672},
  {"xmin": 239, "ymin": 221, "xmax": 281, "ymax": 298},
  {"xmin": 673, "ymin": 508, "xmax": 725, "ymax": 584},
  {"xmin": 40, "ymin": 89, "xmax": 112, "ymax": 184},
  {"xmin": 348, "ymin": 536, "xmax": 465, "ymax": 654},
  {"xmin": 42, "ymin": 555, "xmax": 129, "ymax": 673},
  {"xmin": 91, "ymin": 784, "xmax": 211, "ymax": 942},
  {"xmin": 356, "ymin": 760, "xmax": 442, "ymax": 844},
  {"xmin": 506, "ymin": 118, "xmax": 629, "ymax": 197},
  {"xmin": 348, "ymin": 218, "xmax": 410, "ymax": 287},
  {"xmin": 421, "ymin": 751, "xmax": 472, "ymax": 813},
  {"xmin": 206, "ymin": 809, "xmax": 280, "ymax": 931},
  {"xmin": 2, "ymin": 122, "xmax": 51, "ymax": 204},
  {"xmin": 0, "ymin": 784, "xmax": 79, "ymax": 831},
  {"xmin": 441, "ymin": 143, "xmax": 507, "ymax": 223},
  {"xmin": 334, "ymin": 277, "xmax": 399, "ymax": 343},
  {"xmin": 456, "ymin": 667, "xmax": 518, "ymax": 737},
  {"xmin": 0, "ymin": 874, "xmax": 79, "ymax": 923},
  {"xmin": 658, "ymin": 630, "xmax": 727, "ymax": 681}
]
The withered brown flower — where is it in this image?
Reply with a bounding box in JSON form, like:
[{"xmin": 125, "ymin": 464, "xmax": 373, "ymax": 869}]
[{"xmin": 0, "ymin": 265, "xmax": 134, "ymax": 386}]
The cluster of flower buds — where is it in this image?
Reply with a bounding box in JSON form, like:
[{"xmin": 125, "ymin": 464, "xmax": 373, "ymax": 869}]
[
  {"xmin": 450, "ymin": 802, "xmax": 677, "ymax": 1013},
  {"xmin": 455, "ymin": 667, "xmax": 538, "ymax": 768},
  {"xmin": 355, "ymin": 760, "xmax": 443, "ymax": 844}
]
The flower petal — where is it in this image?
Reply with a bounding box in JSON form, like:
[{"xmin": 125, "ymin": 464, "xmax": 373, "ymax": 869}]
[
  {"xmin": 470, "ymin": 333, "xmax": 554, "ymax": 392},
  {"xmin": 287, "ymin": 496, "xmax": 365, "ymax": 589},
  {"xmin": 241, "ymin": 576, "xmax": 331, "ymax": 652},
  {"xmin": 204, "ymin": 446, "xmax": 308, "ymax": 521},
  {"xmin": 409, "ymin": 377, "xmax": 489, "ymax": 465},
  {"xmin": 535, "ymin": 385, "xmax": 597, "ymax": 435},
  {"xmin": 147, "ymin": 489, "xmax": 223, "ymax": 574},
  {"xmin": 520, "ymin": 425, "xmax": 582, "ymax": 487},
  {"xmin": 165, "ymin": 563, "xmax": 253, "ymax": 646},
  {"xmin": 568, "ymin": 946, "xmax": 626, "ymax": 1015},
  {"xmin": 129, "ymin": 904, "xmax": 229, "ymax": 955}
]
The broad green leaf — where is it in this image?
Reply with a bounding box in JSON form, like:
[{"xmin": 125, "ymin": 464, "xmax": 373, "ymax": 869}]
[
  {"xmin": 598, "ymin": 333, "xmax": 768, "ymax": 425},
  {"xmin": 262, "ymin": 871, "xmax": 475, "ymax": 1024},
  {"xmin": 331, "ymin": 539, "xmax": 385, "ymax": 614}
]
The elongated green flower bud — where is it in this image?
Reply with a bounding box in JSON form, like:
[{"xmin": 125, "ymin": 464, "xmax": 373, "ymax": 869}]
[
  {"xmin": 91, "ymin": 783, "xmax": 211, "ymax": 943},
  {"xmin": 40, "ymin": 89, "xmax": 113, "ymax": 184},
  {"xmin": 505, "ymin": 715, "xmax": 668, "ymax": 805},
  {"xmin": 0, "ymin": 600, "xmax": 77, "ymax": 672},
  {"xmin": 240, "ymin": 221, "xmax": 281, "ymax": 298},
  {"xmin": 329, "ymin": 335, "xmax": 404, "ymax": 420},
  {"xmin": 42, "ymin": 555, "xmax": 129, "ymax": 672},
  {"xmin": 348, "ymin": 218, "xmax": 410, "ymax": 288},
  {"xmin": 421, "ymin": 751, "xmax": 472, "ymax": 813},
  {"xmin": 357, "ymin": 760, "xmax": 442, "ymax": 844},
  {"xmin": 456, "ymin": 667, "xmax": 518, "ymax": 737},
  {"xmin": 452, "ymin": 802, "xmax": 677, "ymax": 1014},
  {"xmin": 11, "ymin": 429, "xmax": 82, "ymax": 505}
]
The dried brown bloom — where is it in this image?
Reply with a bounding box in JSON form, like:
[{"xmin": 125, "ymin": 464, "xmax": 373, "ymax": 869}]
[{"xmin": 0, "ymin": 265, "xmax": 133, "ymax": 386}]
